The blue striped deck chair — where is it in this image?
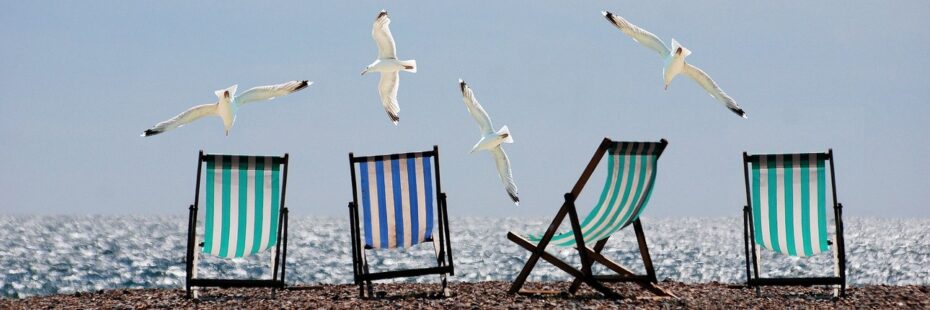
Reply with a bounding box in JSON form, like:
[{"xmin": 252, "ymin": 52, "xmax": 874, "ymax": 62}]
[
  {"xmin": 347, "ymin": 146, "xmax": 454, "ymax": 298},
  {"xmin": 508, "ymin": 138, "xmax": 675, "ymax": 299},
  {"xmin": 742, "ymin": 150, "xmax": 847, "ymax": 297},
  {"xmin": 185, "ymin": 151, "xmax": 290, "ymax": 298}
]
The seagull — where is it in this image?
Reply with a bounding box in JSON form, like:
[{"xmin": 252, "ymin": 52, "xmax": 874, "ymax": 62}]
[
  {"xmin": 602, "ymin": 10, "xmax": 747, "ymax": 118},
  {"xmin": 459, "ymin": 79, "xmax": 519, "ymax": 206},
  {"xmin": 141, "ymin": 80, "xmax": 311, "ymax": 137},
  {"xmin": 361, "ymin": 10, "xmax": 417, "ymax": 125}
]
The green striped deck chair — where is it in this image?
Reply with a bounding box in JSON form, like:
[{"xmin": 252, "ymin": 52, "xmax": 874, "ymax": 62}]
[
  {"xmin": 185, "ymin": 151, "xmax": 290, "ymax": 298},
  {"xmin": 347, "ymin": 146, "xmax": 454, "ymax": 298},
  {"xmin": 508, "ymin": 138, "xmax": 675, "ymax": 299},
  {"xmin": 742, "ymin": 150, "xmax": 847, "ymax": 296}
]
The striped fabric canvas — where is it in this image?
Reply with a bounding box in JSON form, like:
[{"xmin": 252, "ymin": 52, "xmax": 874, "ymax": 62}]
[
  {"xmin": 202, "ymin": 155, "xmax": 283, "ymax": 258},
  {"xmin": 749, "ymin": 154, "xmax": 831, "ymax": 257},
  {"xmin": 357, "ymin": 154, "xmax": 435, "ymax": 249},
  {"xmin": 529, "ymin": 142, "xmax": 661, "ymax": 247}
]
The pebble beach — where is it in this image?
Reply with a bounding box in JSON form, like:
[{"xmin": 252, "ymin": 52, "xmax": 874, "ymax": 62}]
[{"xmin": 3, "ymin": 281, "xmax": 928, "ymax": 309}]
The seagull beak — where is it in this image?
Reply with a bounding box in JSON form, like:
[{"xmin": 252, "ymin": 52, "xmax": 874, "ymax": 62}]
[
  {"xmin": 225, "ymin": 130, "xmax": 229, "ymax": 136},
  {"xmin": 664, "ymin": 84, "xmax": 668, "ymax": 91},
  {"xmin": 360, "ymin": 69, "xmax": 368, "ymax": 76}
]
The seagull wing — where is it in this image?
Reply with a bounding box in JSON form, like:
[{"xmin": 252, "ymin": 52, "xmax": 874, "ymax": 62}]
[
  {"xmin": 682, "ymin": 63, "xmax": 747, "ymax": 118},
  {"xmin": 235, "ymin": 80, "xmax": 311, "ymax": 107},
  {"xmin": 490, "ymin": 146, "xmax": 519, "ymax": 205},
  {"xmin": 379, "ymin": 71, "xmax": 401, "ymax": 124},
  {"xmin": 142, "ymin": 103, "xmax": 217, "ymax": 136},
  {"xmin": 372, "ymin": 11, "xmax": 397, "ymax": 59},
  {"xmin": 459, "ymin": 80, "xmax": 494, "ymax": 134},
  {"xmin": 602, "ymin": 11, "xmax": 670, "ymax": 57}
]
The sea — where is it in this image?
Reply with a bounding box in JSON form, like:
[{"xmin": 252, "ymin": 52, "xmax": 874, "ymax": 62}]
[{"xmin": 1, "ymin": 216, "xmax": 927, "ymax": 298}]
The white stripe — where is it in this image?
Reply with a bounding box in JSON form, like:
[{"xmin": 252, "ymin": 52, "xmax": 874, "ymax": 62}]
[
  {"xmin": 607, "ymin": 143, "xmax": 646, "ymax": 237},
  {"xmin": 398, "ymin": 155, "xmax": 413, "ymax": 248},
  {"xmin": 758, "ymin": 156, "xmax": 773, "ymax": 250},
  {"xmin": 587, "ymin": 143, "xmax": 638, "ymax": 243},
  {"xmin": 383, "ymin": 158, "xmax": 397, "ymax": 248},
  {"xmin": 792, "ymin": 154, "xmax": 805, "ymax": 256},
  {"xmin": 577, "ymin": 149, "xmax": 621, "ymax": 234},
  {"xmin": 775, "ymin": 155, "xmax": 787, "ymax": 253},
  {"xmin": 808, "ymin": 154, "xmax": 822, "ymax": 253},
  {"xmin": 244, "ymin": 157, "xmax": 256, "ymax": 255},
  {"xmin": 624, "ymin": 144, "xmax": 656, "ymax": 228},
  {"xmin": 415, "ymin": 156, "xmax": 427, "ymax": 242},
  {"xmin": 367, "ymin": 159, "xmax": 381, "ymax": 248},
  {"xmin": 210, "ymin": 155, "xmax": 223, "ymax": 256},
  {"xmin": 227, "ymin": 157, "xmax": 240, "ymax": 257},
  {"xmin": 260, "ymin": 157, "xmax": 272, "ymax": 250}
]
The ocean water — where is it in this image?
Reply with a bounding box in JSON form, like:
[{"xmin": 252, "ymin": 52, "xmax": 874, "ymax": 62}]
[{"xmin": 0, "ymin": 216, "xmax": 927, "ymax": 298}]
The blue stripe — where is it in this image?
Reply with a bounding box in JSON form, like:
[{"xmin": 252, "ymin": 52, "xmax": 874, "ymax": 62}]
[
  {"xmin": 391, "ymin": 159, "xmax": 404, "ymax": 247},
  {"xmin": 360, "ymin": 162, "xmax": 373, "ymax": 247},
  {"xmin": 423, "ymin": 157, "xmax": 434, "ymax": 239},
  {"xmin": 407, "ymin": 156, "xmax": 420, "ymax": 243},
  {"xmin": 375, "ymin": 161, "xmax": 388, "ymax": 248}
]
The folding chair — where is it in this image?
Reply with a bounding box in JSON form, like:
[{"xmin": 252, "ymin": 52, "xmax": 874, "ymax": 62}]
[
  {"xmin": 347, "ymin": 146, "xmax": 454, "ymax": 298},
  {"xmin": 508, "ymin": 138, "xmax": 675, "ymax": 298},
  {"xmin": 185, "ymin": 151, "xmax": 290, "ymax": 298},
  {"xmin": 741, "ymin": 150, "xmax": 847, "ymax": 296}
]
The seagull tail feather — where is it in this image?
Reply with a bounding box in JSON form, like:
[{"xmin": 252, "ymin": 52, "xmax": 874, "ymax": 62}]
[
  {"xmin": 400, "ymin": 59, "xmax": 417, "ymax": 73},
  {"xmin": 497, "ymin": 125, "xmax": 514, "ymax": 144}
]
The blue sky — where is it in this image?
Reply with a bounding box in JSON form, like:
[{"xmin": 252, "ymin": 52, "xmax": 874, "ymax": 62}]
[{"xmin": 1, "ymin": 1, "xmax": 928, "ymax": 218}]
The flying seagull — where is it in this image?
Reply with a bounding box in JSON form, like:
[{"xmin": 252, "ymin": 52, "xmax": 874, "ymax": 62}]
[
  {"xmin": 141, "ymin": 80, "xmax": 311, "ymax": 137},
  {"xmin": 602, "ymin": 10, "xmax": 747, "ymax": 118},
  {"xmin": 459, "ymin": 79, "xmax": 519, "ymax": 206},
  {"xmin": 361, "ymin": 10, "xmax": 417, "ymax": 125}
]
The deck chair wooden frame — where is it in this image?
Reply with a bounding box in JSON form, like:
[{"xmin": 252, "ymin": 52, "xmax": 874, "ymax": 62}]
[
  {"xmin": 507, "ymin": 138, "xmax": 675, "ymax": 299},
  {"xmin": 741, "ymin": 150, "xmax": 847, "ymax": 296},
  {"xmin": 347, "ymin": 146, "xmax": 454, "ymax": 298},
  {"xmin": 185, "ymin": 151, "xmax": 290, "ymax": 298}
]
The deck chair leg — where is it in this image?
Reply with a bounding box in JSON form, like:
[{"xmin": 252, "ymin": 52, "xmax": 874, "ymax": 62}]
[
  {"xmin": 632, "ymin": 219, "xmax": 658, "ymax": 283},
  {"xmin": 569, "ymin": 238, "xmax": 609, "ymax": 293},
  {"xmin": 508, "ymin": 202, "xmax": 570, "ymax": 294}
]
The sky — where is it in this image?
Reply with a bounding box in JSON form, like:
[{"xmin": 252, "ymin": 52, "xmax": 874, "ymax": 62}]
[{"xmin": 1, "ymin": 1, "xmax": 928, "ymax": 219}]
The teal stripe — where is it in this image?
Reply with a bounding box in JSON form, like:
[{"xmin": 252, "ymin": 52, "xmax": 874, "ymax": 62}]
[
  {"xmin": 583, "ymin": 148, "xmax": 616, "ymax": 228},
  {"xmin": 766, "ymin": 155, "xmax": 780, "ymax": 253},
  {"xmin": 783, "ymin": 156, "xmax": 796, "ymax": 256},
  {"xmin": 629, "ymin": 155, "xmax": 658, "ymax": 225},
  {"xmin": 751, "ymin": 157, "xmax": 763, "ymax": 246},
  {"xmin": 251, "ymin": 159, "xmax": 265, "ymax": 254},
  {"xmin": 618, "ymin": 152, "xmax": 650, "ymax": 229},
  {"xmin": 581, "ymin": 143, "xmax": 630, "ymax": 244},
  {"xmin": 204, "ymin": 159, "xmax": 215, "ymax": 254},
  {"xmin": 588, "ymin": 144, "xmax": 637, "ymax": 243},
  {"xmin": 816, "ymin": 158, "xmax": 828, "ymax": 252},
  {"xmin": 269, "ymin": 161, "xmax": 280, "ymax": 247},
  {"xmin": 800, "ymin": 156, "xmax": 813, "ymax": 256},
  {"xmin": 550, "ymin": 144, "xmax": 624, "ymax": 245},
  {"xmin": 219, "ymin": 157, "xmax": 232, "ymax": 257},
  {"xmin": 235, "ymin": 159, "xmax": 248, "ymax": 257}
]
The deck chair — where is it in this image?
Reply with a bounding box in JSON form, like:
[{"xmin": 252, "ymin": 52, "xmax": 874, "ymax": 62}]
[
  {"xmin": 508, "ymin": 138, "xmax": 675, "ymax": 299},
  {"xmin": 347, "ymin": 146, "xmax": 454, "ymax": 298},
  {"xmin": 741, "ymin": 150, "xmax": 847, "ymax": 296},
  {"xmin": 185, "ymin": 151, "xmax": 290, "ymax": 298}
]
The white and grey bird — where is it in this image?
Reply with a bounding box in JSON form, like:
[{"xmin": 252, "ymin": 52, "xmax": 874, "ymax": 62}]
[
  {"xmin": 141, "ymin": 80, "xmax": 311, "ymax": 137},
  {"xmin": 459, "ymin": 79, "xmax": 519, "ymax": 206},
  {"xmin": 361, "ymin": 10, "xmax": 417, "ymax": 125},
  {"xmin": 602, "ymin": 10, "xmax": 747, "ymax": 118}
]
